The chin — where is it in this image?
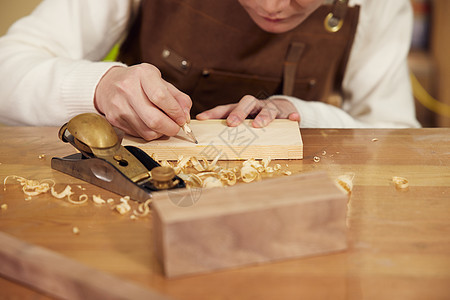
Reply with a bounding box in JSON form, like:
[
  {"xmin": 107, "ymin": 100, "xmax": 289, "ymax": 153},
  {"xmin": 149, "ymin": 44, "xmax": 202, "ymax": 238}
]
[
  {"xmin": 250, "ymin": 14, "xmax": 301, "ymax": 33},
  {"xmin": 256, "ymin": 22, "xmax": 296, "ymax": 34}
]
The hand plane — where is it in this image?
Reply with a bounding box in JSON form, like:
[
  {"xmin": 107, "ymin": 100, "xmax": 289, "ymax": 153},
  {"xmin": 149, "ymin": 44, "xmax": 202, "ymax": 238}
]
[{"xmin": 51, "ymin": 113, "xmax": 185, "ymax": 202}]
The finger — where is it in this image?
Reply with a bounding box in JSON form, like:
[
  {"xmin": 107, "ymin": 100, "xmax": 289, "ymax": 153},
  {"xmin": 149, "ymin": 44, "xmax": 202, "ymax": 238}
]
[
  {"xmin": 226, "ymin": 95, "xmax": 261, "ymax": 127},
  {"xmin": 136, "ymin": 104, "xmax": 182, "ymax": 137},
  {"xmin": 111, "ymin": 78, "xmax": 180, "ymax": 137},
  {"xmin": 117, "ymin": 116, "xmax": 163, "ymax": 141},
  {"xmin": 105, "ymin": 103, "xmax": 164, "ymax": 141},
  {"xmin": 140, "ymin": 67, "xmax": 187, "ymax": 126},
  {"xmin": 288, "ymin": 112, "xmax": 301, "ymax": 122},
  {"xmin": 252, "ymin": 101, "xmax": 279, "ymax": 128},
  {"xmin": 196, "ymin": 104, "xmax": 238, "ymax": 120},
  {"xmin": 129, "ymin": 89, "xmax": 182, "ymax": 136},
  {"xmin": 165, "ymin": 81, "xmax": 192, "ymax": 121}
]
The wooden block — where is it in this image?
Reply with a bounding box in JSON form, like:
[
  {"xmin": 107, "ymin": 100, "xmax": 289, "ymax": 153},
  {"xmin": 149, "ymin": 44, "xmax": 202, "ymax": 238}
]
[
  {"xmin": 124, "ymin": 119, "xmax": 303, "ymax": 160},
  {"xmin": 0, "ymin": 232, "xmax": 169, "ymax": 300},
  {"xmin": 151, "ymin": 171, "xmax": 348, "ymax": 278}
]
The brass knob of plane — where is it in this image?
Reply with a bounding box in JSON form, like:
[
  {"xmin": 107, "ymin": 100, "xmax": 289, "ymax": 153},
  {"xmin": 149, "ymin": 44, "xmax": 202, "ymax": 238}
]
[
  {"xmin": 68, "ymin": 113, "xmax": 119, "ymax": 149},
  {"xmin": 151, "ymin": 166, "xmax": 176, "ymax": 190}
]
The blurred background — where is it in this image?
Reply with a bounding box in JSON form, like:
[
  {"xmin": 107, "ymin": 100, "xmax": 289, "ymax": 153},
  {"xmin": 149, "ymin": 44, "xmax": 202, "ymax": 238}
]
[
  {"xmin": 0, "ymin": 0, "xmax": 41, "ymax": 36},
  {"xmin": 0, "ymin": 0, "xmax": 448, "ymax": 127},
  {"xmin": 409, "ymin": 0, "xmax": 449, "ymax": 127}
]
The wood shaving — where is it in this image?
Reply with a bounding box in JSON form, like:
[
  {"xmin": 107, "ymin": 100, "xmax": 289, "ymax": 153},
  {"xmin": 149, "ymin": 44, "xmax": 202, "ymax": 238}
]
[
  {"xmin": 133, "ymin": 199, "xmax": 152, "ymax": 217},
  {"xmin": 313, "ymin": 156, "xmax": 321, "ymax": 163},
  {"xmin": 92, "ymin": 195, "xmax": 106, "ymax": 204},
  {"xmin": 67, "ymin": 194, "xmax": 88, "ymax": 205},
  {"xmin": 205, "ymin": 152, "xmax": 222, "ymax": 171},
  {"xmin": 203, "ymin": 176, "xmax": 224, "ymax": 188},
  {"xmin": 240, "ymin": 165, "xmax": 260, "ymax": 183},
  {"xmin": 72, "ymin": 227, "xmax": 80, "ymax": 235},
  {"xmin": 197, "ymin": 172, "xmax": 221, "ymax": 179},
  {"xmin": 51, "ymin": 185, "xmax": 87, "ymax": 204},
  {"xmin": 51, "ymin": 185, "xmax": 73, "ymax": 199},
  {"xmin": 3, "ymin": 175, "xmax": 55, "ymax": 197},
  {"xmin": 38, "ymin": 154, "xmax": 46, "ymax": 159},
  {"xmin": 174, "ymin": 156, "xmax": 191, "ymax": 174},
  {"xmin": 265, "ymin": 166, "xmax": 274, "ymax": 174},
  {"xmin": 3, "ymin": 176, "xmax": 152, "ymax": 221},
  {"xmin": 177, "ymin": 173, "xmax": 203, "ymax": 188},
  {"xmin": 243, "ymin": 158, "xmax": 265, "ymax": 173},
  {"xmin": 372, "ymin": 138, "xmax": 379, "ymax": 142},
  {"xmin": 160, "ymin": 160, "xmax": 173, "ymax": 168},
  {"xmin": 189, "ymin": 157, "xmax": 204, "ymax": 172},
  {"xmin": 157, "ymin": 156, "xmax": 292, "ymax": 189},
  {"xmin": 261, "ymin": 157, "xmax": 271, "ymax": 168},
  {"xmin": 115, "ymin": 197, "xmax": 131, "ymax": 215},
  {"xmin": 392, "ymin": 176, "xmax": 409, "ymax": 190},
  {"xmin": 335, "ymin": 173, "xmax": 355, "ymax": 195},
  {"xmin": 219, "ymin": 169, "xmax": 237, "ymax": 185}
]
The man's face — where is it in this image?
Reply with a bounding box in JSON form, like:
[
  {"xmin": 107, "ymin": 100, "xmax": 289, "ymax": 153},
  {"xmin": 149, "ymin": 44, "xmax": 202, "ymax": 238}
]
[{"xmin": 238, "ymin": 0, "xmax": 323, "ymax": 33}]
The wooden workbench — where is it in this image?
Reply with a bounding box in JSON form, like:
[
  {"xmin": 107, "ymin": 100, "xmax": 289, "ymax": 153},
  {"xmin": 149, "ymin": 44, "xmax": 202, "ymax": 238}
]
[{"xmin": 1, "ymin": 127, "xmax": 449, "ymax": 299}]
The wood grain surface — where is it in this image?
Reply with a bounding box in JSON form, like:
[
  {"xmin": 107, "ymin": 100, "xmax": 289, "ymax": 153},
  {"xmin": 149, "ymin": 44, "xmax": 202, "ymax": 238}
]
[
  {"xmin": 1, "ymin": 127, "xmax": 450, "ymax": 300},
  {"xmin": 124, "ymin": 119, "xmax": 303, "ymax": 160},
  {"xmin": 153, "ymin": 171, "xmax": 347, "ymax": 278}
]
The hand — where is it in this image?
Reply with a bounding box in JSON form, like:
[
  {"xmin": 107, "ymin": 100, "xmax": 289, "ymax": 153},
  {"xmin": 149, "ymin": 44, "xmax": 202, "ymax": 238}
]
[
  {"xmin": 94, "ymin": 63, "xmax": 192, "ymax": 140},
  {"xmin": 196, "ymin": 95, "xmax": 300, "ymax": 127}
]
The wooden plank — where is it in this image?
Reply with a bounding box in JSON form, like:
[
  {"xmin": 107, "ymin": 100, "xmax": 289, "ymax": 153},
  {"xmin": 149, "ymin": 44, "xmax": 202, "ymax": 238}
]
[
  {"xmin": 151, "ymin": 171, "xmax": 348, "ymax": 278},
  {"xmin": 0, "ymin": 232, "xmax": 170, "ymax": 300},
  {"xmin": 123, "ymin": 119, "xmax": 303, "ymax": 160}
]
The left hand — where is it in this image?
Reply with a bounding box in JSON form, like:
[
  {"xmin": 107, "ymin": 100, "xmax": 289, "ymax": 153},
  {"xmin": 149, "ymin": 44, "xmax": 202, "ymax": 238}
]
[{"xmin": 196, "ymin": 95, "xmax": 300, "ymax": 127}]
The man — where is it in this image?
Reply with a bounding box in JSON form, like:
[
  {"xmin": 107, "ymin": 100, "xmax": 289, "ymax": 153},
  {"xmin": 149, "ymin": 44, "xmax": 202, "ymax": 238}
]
[{"xmin": 0, "ymin": 0, "xmax": 420, "ymax": 140}]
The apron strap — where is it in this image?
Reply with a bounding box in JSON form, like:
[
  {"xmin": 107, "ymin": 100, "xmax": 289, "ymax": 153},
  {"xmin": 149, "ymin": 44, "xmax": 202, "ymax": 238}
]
[{"xmin": 282, "ymin": 42, "xmax": 305, "ymax": 96}]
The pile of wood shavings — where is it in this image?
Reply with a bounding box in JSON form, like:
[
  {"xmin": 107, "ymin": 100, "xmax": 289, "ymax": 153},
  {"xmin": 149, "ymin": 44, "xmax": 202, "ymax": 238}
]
[
  {"xmin": 152, "ymin": 154, "xmax": 292, "ymax": 189},
  {"xmin": 3, "ymin": 175, "xmax": 151, "ymax": 219},
  {"xmin": 3, "ymin": 154, "xmax": 291, "ymax": 219},
  {"xmin": 3, "ymin": 175, "xmax": 54, "ymax": 200}
]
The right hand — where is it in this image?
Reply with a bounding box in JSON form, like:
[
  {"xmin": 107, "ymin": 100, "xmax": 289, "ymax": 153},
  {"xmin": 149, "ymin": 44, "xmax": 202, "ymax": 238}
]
[{"xmin": 94, "ymin": 63, "xmax": 192, "ymax": 141}]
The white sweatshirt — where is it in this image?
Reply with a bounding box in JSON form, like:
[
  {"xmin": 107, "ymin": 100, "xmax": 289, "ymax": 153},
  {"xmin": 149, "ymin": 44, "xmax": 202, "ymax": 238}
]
[{"xmin": 0, "ymin": 0, "xmax": 420, "ymax": 128}]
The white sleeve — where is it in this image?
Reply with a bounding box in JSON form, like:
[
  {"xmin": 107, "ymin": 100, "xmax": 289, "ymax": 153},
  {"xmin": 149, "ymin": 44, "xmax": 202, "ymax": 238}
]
[
  {"xmin": 277, "ymin": 0, "xmax": 421, "ymax": 128},
  {"xmin": 0, "ymin": 0, "xmax": 137, "ymax": 126}
]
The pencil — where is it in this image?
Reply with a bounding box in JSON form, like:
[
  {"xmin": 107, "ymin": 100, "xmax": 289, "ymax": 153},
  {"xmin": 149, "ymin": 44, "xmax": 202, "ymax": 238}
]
[{"xmin": 181, "ymin": 123, "xmax": 198, "ymax": 144}]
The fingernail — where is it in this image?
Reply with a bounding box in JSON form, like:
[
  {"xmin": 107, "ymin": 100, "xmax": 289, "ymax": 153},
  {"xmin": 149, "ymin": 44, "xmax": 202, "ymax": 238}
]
[
  {"xmin": 253, "ymin": 116, "xmax": 266, "ymax": 128},
  {"xmin": 196, "ymin": 113, "xmax": 206, "ymax": 120},
  {"xmin": 227, "ymin": 115, "xmax": 240, "ymax": 126}
]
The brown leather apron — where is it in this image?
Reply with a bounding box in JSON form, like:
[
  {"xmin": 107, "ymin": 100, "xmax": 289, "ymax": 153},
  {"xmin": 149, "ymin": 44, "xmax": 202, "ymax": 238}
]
[{"xmin": 118, "ymin": 0, "xmax": 360, "ymax": 116}]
